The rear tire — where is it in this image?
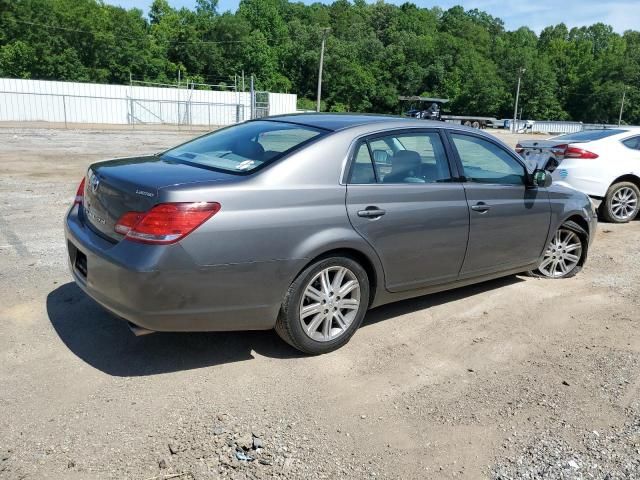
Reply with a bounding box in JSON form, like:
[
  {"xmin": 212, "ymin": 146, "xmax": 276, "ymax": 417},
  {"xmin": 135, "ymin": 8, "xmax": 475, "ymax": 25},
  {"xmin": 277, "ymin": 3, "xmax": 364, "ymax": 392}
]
[
  {"xmin": 528, "ymin": 220, "xmax": 587, "ymax": 279},
  {"xmin": 599, "ymin": 181, "xmax": 639, "ymax": 223},
  {"xmin": 275, "ymin": 256, "xmax": 370, "ymax": 355}
]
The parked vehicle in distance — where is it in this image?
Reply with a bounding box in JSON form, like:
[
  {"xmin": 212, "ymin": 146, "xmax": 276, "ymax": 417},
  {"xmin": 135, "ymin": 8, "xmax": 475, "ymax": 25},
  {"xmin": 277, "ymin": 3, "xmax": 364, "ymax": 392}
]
[
  {"xmin": 504, "ymin": 119, "xmax": 535, "ymax": 132},
  {"xmin": 399, "ymin": 96, "xmax": 499, "ymax": 129},
  {"xmin": 517, "ymin": 128, "xmax": 640, "ymax": 223},
  {"xmin": 65, "ymin": 114, "xmax": 597, "ymax": 354}
]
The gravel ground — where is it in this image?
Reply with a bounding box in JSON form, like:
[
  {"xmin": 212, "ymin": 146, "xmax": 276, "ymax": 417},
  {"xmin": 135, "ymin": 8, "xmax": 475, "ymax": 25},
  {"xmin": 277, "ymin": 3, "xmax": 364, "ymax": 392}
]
[{"xmin": 0, "ymin": 126, "xmax": 638, "ymax": 479}]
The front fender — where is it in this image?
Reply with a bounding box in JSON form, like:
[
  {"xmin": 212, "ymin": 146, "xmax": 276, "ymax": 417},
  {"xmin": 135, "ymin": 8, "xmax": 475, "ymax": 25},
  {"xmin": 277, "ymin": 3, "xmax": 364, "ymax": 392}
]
[{"xmin": 546, "ymin": 185, "xmax": 597, "ymax": 251}]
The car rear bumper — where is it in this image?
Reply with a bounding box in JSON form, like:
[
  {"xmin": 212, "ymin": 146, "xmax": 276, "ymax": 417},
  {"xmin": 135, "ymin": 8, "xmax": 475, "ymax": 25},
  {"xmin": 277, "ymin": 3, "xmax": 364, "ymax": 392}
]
[{"xmin": 64, "ymin": 205, "xmax": 298, "ymax": 332}]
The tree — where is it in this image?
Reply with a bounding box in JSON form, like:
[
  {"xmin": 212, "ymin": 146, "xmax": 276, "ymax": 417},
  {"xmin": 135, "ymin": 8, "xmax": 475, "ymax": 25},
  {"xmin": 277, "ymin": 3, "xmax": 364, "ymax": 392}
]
[
  {"xmin": 196, "ymin": 0, "xmax": 218, "ymax": 16},
  {"xmin": 1, "ymin": 0, "xmax": 639, "ymax": 123},
  {"xmin": 149, "ymin": 0, "xmax": 172, "ymax": 25}
]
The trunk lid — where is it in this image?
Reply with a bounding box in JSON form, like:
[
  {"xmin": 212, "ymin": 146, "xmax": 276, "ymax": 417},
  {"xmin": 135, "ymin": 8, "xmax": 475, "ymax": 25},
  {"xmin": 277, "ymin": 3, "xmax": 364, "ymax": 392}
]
[
  {"xmin": 515, "ymin": 139, "xmax": 582, "ymax": 172},
  {"xmin": 82, "ymin": 155, "xmax": 236, "ymax": 241}
]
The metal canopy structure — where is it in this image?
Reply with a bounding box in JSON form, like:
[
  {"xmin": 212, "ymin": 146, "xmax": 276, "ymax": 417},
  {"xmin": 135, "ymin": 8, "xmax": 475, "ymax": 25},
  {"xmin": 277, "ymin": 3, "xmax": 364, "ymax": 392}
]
[{"xmin": 398, "ymin": 96, "xmax": 449, "ymax": 103}]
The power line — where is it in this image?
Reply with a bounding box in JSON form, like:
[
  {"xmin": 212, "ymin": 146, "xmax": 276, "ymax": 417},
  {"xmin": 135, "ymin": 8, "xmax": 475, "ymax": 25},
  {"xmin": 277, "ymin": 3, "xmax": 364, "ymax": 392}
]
[
  {"xmin": 129, "ymin": 73, "xmax": 236, "ymax": 82},
  {"xmin": 11, "ymin": 19, "xmax": 247, "ymax": 45}
]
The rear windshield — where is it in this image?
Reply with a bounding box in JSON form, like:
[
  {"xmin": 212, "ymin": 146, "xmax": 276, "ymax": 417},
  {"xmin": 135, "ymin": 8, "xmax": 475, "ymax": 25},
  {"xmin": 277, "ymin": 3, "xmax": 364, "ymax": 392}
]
[
  {"xmin": 162, "ymin": 120, "xmax": 326, "ymax": 173},
  {"xmin": 552, "ymin": 129, "xmax": 627, "ymax": 142}
]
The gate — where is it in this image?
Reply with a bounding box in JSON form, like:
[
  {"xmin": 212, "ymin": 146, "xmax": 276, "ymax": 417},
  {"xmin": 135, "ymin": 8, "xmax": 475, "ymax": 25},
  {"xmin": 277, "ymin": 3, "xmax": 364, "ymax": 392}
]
[
  {"xmin": 128, "ymin": 97, "xmax": 245, "ymax": 127},
  {"xmin": 253, "ymin": 91, "xmax": 270, "ymax": 119}
]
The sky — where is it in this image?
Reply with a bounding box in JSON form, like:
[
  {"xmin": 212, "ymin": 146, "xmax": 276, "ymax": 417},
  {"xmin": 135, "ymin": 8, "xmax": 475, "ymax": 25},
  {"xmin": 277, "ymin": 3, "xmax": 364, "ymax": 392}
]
[{"xmin": 104, "ymin": 0, "xmax": 640, "ymax": 34}]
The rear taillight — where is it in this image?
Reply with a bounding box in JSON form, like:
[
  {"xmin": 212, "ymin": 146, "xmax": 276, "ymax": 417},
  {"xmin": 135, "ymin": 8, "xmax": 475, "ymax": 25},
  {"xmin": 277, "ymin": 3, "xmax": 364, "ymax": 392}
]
[
  {"xmin": 114, "ymin": 211, "xmax": 145, "ymax": 235},
  {"xmin": 564, "ymin": 146, "xmax": 599, "ymax": 159},
  {"xmin": 115, "ymin": 202, "xmax": 220, "ymax": 245},
  {"xmin": 552, "ymin": 144, "xmax": 598, "ymax": 159},
  {"xmin": 515, "ymin": 143, "xmax": 524, "ymax": 154},
  {"xmin": 74, "ymin": 178, "xmax": 86, "ymax": 206}
]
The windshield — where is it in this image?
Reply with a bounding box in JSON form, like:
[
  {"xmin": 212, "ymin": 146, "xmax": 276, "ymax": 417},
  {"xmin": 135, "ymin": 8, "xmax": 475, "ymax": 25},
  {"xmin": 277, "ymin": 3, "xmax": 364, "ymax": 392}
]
[
  {"xmin": 552, "ymin": 129, "xmax": 627, "ymax": 143},
  {"xmin": 162, "ymin": 120, "xmax": 326, "ymax": 173}
]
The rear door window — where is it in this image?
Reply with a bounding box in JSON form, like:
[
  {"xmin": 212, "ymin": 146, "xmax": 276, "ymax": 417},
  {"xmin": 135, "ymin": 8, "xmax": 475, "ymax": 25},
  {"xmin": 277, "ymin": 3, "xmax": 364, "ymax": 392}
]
[
  {"xmin": 349, "ymin": 144, "xmax": 377, "ymax": 184},
  {"xmin": 622, "ymin": 136, "xmax": 640, "ymax": 150},
  {"xmin": 350, "ymin": 131, "xmax": 451, "ymax": 184}
]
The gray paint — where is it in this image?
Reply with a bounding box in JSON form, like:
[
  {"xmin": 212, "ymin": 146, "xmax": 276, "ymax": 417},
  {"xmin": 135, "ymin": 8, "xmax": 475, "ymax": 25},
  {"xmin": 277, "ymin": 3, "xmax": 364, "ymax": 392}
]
[{"xmin": 65, "ymin": 115, "xmax": 597, "ymax": 333}]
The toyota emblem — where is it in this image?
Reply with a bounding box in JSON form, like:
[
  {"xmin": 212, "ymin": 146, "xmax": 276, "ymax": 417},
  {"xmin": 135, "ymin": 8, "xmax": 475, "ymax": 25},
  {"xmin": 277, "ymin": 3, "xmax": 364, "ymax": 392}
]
[{"xmin": 90, "ymin": 174, "xmax": 100, "ymax": 194}]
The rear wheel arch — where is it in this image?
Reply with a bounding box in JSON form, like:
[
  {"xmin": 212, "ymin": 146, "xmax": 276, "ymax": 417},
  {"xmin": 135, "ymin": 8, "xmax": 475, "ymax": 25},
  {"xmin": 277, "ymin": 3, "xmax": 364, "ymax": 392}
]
[
  {"xmin": 610, "ymin": 174, "xmax": 640, "ymax": 190},
  {"xmin": 293, "ymin": 247, "xmax": 379, "ymax": 308},
  {"xmin": 275, "ymin": 254, "xmax": 372, "ymax": 354}
]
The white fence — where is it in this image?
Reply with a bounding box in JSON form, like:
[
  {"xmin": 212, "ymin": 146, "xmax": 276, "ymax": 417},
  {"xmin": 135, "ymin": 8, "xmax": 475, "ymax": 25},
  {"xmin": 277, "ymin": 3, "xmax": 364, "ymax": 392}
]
[
  {"xmin": 529, "ymin": 121, "xmax": 624, "ymax": 135},
  {"xmin": 0, "ymin": 78, "xmax": 297, "ymax": 127},
  {"xmin": 529, "ymin": 121, "xmax": 584, "ymax": 134}
]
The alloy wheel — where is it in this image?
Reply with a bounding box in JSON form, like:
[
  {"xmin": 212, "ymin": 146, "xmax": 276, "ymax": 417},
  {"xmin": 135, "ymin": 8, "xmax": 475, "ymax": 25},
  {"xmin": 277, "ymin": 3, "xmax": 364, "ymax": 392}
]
[
  {"xmin": 611, "ymin": 186, "xmax": 638, "ymax": 221},
  {"xmin": 538, "ymin": 228, "xmax": 582, "ymax": 278},
  {"xmin": 299, "ymin": 266, "xmax": 361, "ymax": 342}
]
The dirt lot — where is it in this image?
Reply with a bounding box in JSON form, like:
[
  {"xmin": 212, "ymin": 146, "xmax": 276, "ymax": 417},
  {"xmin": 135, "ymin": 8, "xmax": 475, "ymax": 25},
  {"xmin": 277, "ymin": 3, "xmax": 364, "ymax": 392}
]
[{"xmin": 0, "ymin": 126, "xmax": 638, "ymax": 480}]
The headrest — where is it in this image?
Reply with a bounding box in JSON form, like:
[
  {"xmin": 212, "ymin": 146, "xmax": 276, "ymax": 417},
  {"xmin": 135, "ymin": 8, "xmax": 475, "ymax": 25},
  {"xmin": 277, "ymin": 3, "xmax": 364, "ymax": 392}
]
[
  {"xmin": 391, "ymin": 150, "xmax": 421, "ymax": 169},
  {"xmin": 234, "ymin": 140, "xmax": 265, "ymax": 159}
]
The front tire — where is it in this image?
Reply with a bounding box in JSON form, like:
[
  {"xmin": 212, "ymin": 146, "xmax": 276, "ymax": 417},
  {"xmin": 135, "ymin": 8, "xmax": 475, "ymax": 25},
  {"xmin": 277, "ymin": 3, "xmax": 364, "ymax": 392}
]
[
  {"xmin": 599, "ymin": 181, "xmax": 639, "ymax": 223},
  {"xmin": 530, "ymin": 220, "xmax": 587, "ymax": 279},
  {"xmin": 275, "ymin": 256, "xmax": 370, "ymax": 355}
]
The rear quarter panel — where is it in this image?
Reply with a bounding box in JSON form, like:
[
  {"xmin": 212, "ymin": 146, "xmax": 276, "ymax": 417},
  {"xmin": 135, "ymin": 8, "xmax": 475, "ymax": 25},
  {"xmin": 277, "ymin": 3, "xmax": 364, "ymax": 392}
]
[
  {"xmin": 553, "ymin": 137, "xmax": 640, "ymax": 198},
  {"xmin": 157, "ymin": 128, "xmax": 386, "ymax": 302}
]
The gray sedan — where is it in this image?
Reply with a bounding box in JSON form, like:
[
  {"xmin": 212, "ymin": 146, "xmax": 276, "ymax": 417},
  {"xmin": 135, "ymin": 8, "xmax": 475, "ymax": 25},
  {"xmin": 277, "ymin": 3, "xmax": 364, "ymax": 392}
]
[{"xmin": 65, "ymin": 114, "xmax": 597, "ymax": 354}]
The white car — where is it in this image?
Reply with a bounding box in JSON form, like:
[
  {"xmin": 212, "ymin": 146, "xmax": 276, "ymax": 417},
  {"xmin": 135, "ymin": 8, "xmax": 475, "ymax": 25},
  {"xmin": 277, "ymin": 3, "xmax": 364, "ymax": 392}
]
[{"xmin": 517, "ymin": 128, "xmax": 640, "ymax": 223}]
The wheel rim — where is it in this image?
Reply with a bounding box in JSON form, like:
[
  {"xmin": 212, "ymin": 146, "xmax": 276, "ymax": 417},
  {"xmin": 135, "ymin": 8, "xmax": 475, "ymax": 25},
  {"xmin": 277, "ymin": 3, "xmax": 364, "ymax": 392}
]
[
  {"xmin": 611, "ymin": 187, "xmax": 638, "ymax": 221},
  {"xmin": 299, "ymin": 266, "xmax": 361, "ymax": 342},
  {"xmin": 538, "ymin": 228, "xmax": 582, "ymax": 278}
]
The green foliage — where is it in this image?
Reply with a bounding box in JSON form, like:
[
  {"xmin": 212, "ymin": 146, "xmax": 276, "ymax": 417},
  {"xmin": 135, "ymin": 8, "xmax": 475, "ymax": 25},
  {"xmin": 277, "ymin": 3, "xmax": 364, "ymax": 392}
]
[
  {"xmin": 1, "ymin": 0, "xmax": 638, "ymax": 123},
  {"xmin": 296, "ymin": 97, "xmax": 317, "ymax": 111},
  {"xmin": 0, "ymin": 41, "xmax": 35, "ymax": 77}
]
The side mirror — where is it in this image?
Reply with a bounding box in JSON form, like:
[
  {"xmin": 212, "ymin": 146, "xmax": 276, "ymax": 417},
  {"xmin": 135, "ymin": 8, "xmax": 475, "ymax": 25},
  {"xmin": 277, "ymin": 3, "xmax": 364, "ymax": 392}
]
[{"xmin": 532, "ymin": 169, "xmax": 552, "ymax": 188}]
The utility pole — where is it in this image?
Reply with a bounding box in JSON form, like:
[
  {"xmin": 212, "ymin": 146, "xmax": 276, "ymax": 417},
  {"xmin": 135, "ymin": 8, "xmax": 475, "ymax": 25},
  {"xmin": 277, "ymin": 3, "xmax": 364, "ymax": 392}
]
[
  {"xmin": 316, "ymin": 27, "xmax": 330, "ymax": 113},
  {"xmin": 242, "ymin": 70, "xmax": 245, "ymax": 92},
  {"xmin": 250, "ymin": 74, "xmax": 255, "ymax": 120},
  {"xmin": 618, "ymin": 86, "xmax": 627, "ymax": 127},
  {"xmin": 512, "ymin": 67, "xmax": 525, "ymax": 133}
]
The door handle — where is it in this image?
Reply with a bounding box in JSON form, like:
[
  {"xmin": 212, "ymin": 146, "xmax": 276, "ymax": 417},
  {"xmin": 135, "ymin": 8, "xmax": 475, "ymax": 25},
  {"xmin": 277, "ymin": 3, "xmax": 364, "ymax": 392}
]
[
  {"xmin": 471, "ymin": 202, "xmax": 491, "ymax": 213},
  {"xmin": 357, "ymin": 207, "xmax": 386, "ymax": 218}
]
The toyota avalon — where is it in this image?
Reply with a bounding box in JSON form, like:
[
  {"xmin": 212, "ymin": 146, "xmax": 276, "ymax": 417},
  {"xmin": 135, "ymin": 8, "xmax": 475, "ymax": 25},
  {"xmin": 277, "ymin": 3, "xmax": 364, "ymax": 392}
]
[{"xmin": 65, "ymin": 114, "xmax": 597, "ymax": 354}]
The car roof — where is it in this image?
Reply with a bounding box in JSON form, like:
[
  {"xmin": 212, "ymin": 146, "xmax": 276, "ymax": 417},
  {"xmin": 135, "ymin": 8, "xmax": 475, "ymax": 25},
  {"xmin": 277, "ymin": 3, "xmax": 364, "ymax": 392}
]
[{"xmin": 263, "ymin": 113, "xmax": 444, "ymax": 132}]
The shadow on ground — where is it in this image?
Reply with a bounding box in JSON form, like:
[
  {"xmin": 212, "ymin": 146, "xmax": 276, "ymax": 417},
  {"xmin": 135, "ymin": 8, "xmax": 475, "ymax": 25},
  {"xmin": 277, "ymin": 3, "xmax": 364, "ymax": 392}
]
[
  {"xmin": 364, "ymin": 275, "xmax": 524, "ymax": 326},
  {"xmin": 48, "ymin": 276, "xmax": 524, "ymax": 377},
  {"xmin": 46, "ymin": 283, "xmax": 301, "ymax": 377}
]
